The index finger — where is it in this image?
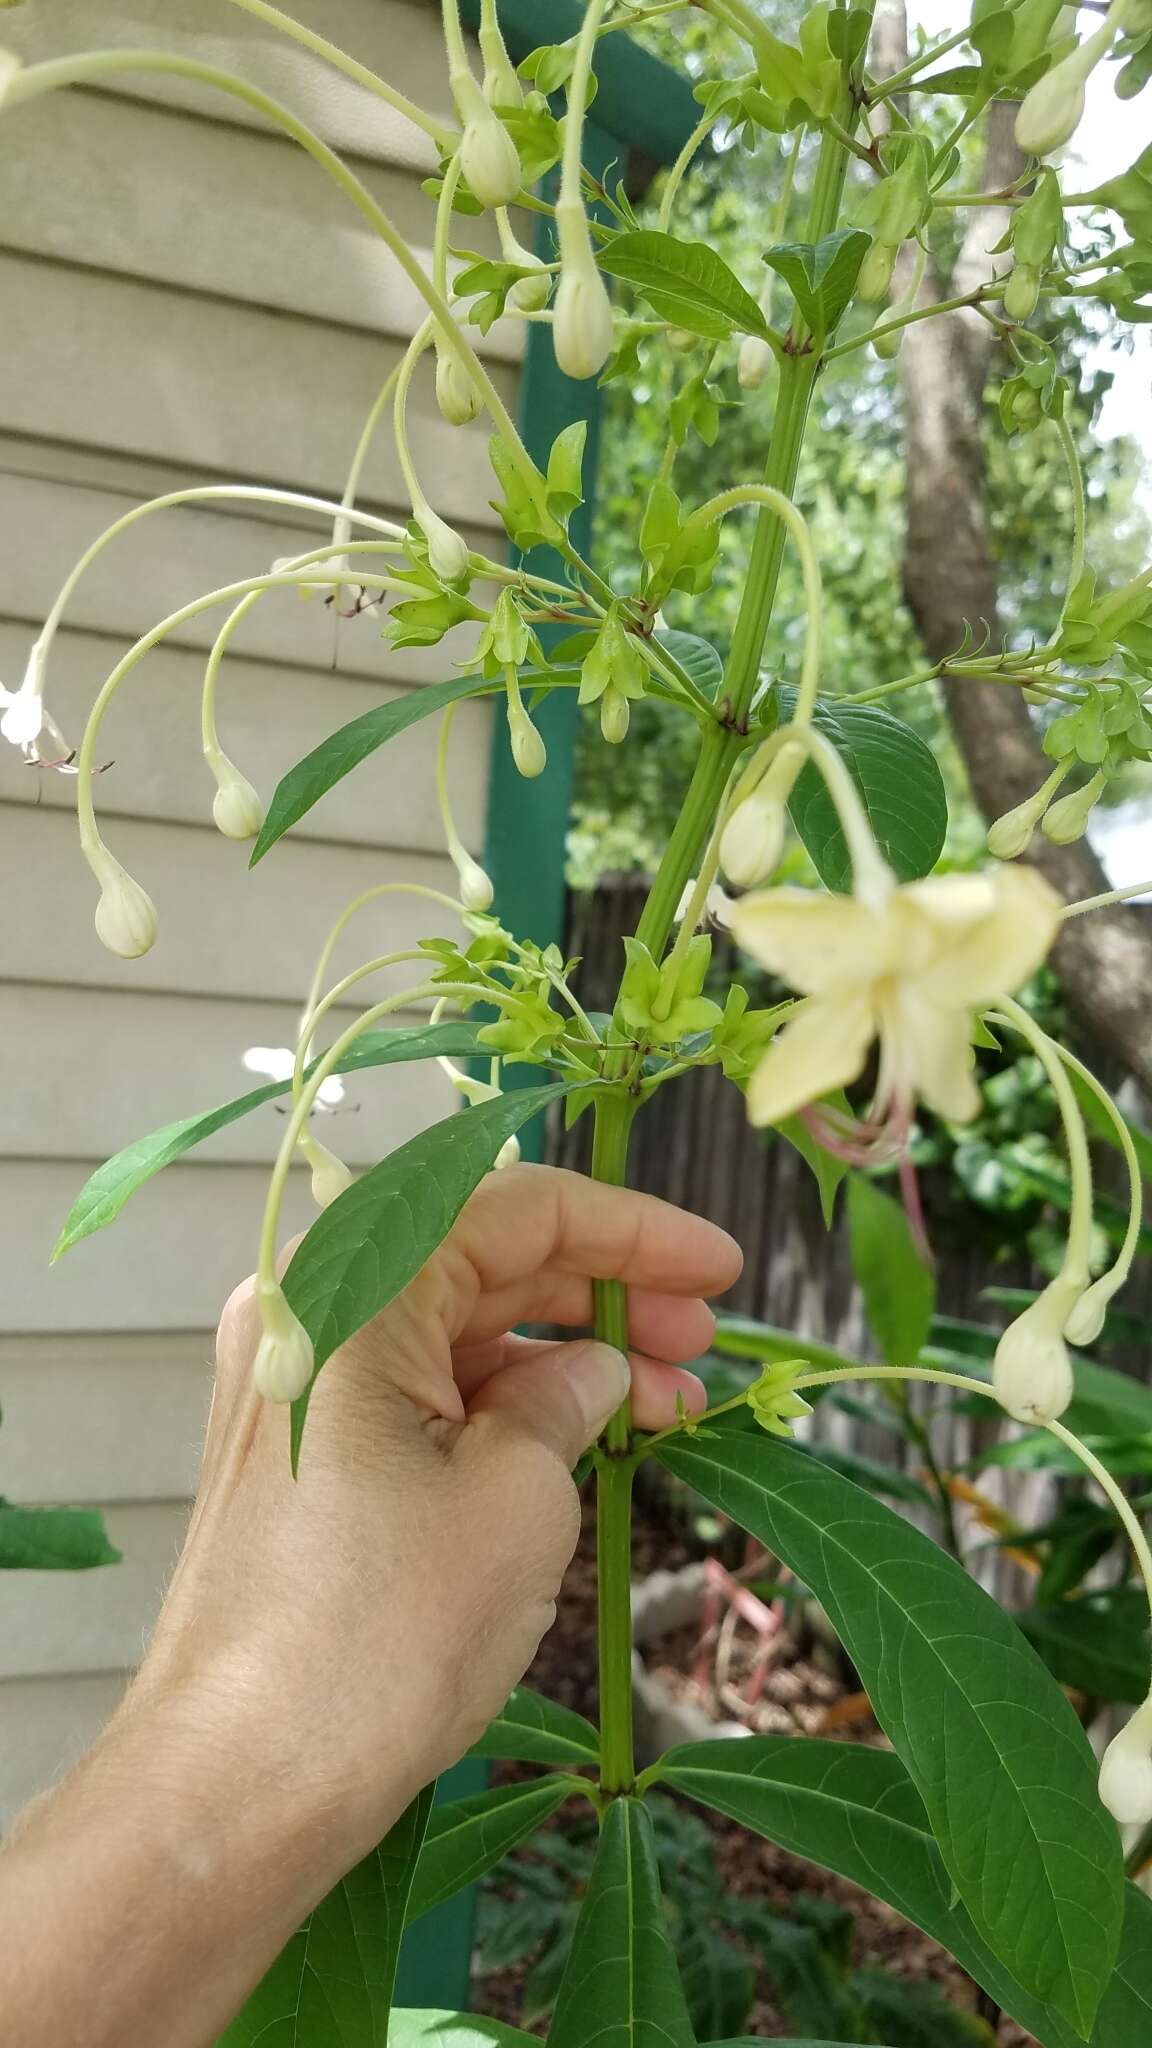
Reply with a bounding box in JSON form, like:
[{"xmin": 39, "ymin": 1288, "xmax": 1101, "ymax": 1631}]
[{"xmin": 451, "ymin": 1164, "xmax": 743, "ymax": 1300}]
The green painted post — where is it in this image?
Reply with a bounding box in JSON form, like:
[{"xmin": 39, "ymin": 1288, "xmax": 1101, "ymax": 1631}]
[{"xmin": 395, "ymin": 8, "xmax": 702, "ymax": 2015}]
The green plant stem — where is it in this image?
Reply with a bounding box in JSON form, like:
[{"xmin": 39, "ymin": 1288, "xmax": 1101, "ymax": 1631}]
[{"xmin": 590, "ymin": 1090, "xmax": 640, "ymax": 1799}]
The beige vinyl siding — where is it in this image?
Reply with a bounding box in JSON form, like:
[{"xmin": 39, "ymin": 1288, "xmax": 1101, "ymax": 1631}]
[{"xmin": 0, "ymin": 0, "xmax": 511, "ymax": 1822}]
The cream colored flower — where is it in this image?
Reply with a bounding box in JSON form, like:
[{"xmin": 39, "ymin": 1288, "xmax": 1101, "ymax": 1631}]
[{"xmin": 728, "ymin": 866, "xmax": 1061, "ymax": 1128}]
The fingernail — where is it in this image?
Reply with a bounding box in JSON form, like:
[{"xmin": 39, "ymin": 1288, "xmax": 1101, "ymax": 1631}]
[{"xmin": 563, "ymin": 1342, "xmax": 631, "ymax": 1440}]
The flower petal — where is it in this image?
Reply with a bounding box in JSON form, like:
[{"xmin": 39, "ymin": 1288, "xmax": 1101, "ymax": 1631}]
[
  {"xmin": 728, "ymin": 890, "xmax": 897, "ymax": 995},
  {"xmin": 745, "ymin": 993, "xmax": 875, "ymax": 1127},
  {"xmin": 908, "ymin": 865, "xmax": 1062, "ymax": 1007},
  {"xmin": 886, "ymin": 987, "xmax": 982, "ymax": 1123}
]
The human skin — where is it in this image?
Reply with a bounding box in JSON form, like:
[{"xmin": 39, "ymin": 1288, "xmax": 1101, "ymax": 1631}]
[{"xmin": 0, "ymin": 1164, "xmax": 741, "ymax": 2048}]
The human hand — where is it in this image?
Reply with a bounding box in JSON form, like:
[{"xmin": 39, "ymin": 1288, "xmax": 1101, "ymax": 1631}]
[{"xmin": 133, "ymin": 1164, "xmax": 742, "ymax": 1873}]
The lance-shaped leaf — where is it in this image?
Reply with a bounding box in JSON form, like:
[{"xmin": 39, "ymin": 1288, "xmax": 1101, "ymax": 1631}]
[
  {"xmin": 468, "ymin": 1687, "xmax": 600, "ymax": 1767},
  {"xmin": 847, "ymin": 1173, "xmax": 935, "ymax": 1367},
  {"xmin": 599, "ymin": 230, "xmax": 772, "ymax": 340},
  {"xmin": 0, "ymin": 1501, "xmax": 120, "ymax": 1570},
  {"xmin": 406, "ymin": 1777, "xmax": 576, "ymax": 1924},
  {"xmin": 219, "ymin": 1784, "xmax": 433, "ymax": 2046},
  {"xmin": 53, "ymin": 1023, "xmax": 489, "ymax": 1257},
  {"xmin": 655, "ymin": 1430, "xmax": 1123, "ymax": 2037},
  {"xmin": 655, "ymin": 1735, "xmax": 1152, "ymax": 2048},
  {"xmin": 284, "ymin": 1082, "xmax": 575, "ymax": 1463},
  {"xmin": 548, "ymin": 1797, "xmax": 695, "ymax": 2048}
]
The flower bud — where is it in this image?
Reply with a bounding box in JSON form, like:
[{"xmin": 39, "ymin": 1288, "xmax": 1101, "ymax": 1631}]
[
  {"xmin": 454, "ymin": 73, "xmax": 522, "ymax": 208},
  {"xmin": 1003, "ymin": 261, "xmax": 1042, "ymax": 322},
  {"xmin": 92, "ymin": 853, "xmax": 159, "ymax": 959},
  {"xmin": 252, "ymin": 1282, "xmax": 314, "ymax": 1404},
  {"xmin": 720, "ymin": 791, "xmax": 786, "ymax": 890},
  {"xmin": 986, "ymin": 770, "xmax": 1067, "ymax": 858},
  {"xmin": 600, "ymin": 685, "xmax": 631, "ymax": 745},
  {"xmin": 210, "ymin": 757, "xmax": 265, "ymax": 842},
  {"xmin": 1063, "ymin": 1277, "xmax": 1111, "ymax": 1348},
  {"xmin": 553, "ymin": 260, "xmax": 615, "ymax": 381},
  {"xmin": 1015, "ymin": 24, "xmax": 1113, "ymax": 157},
  {"xmin": 479, "ymin": 25, "xmax": 522, "ymax": 110},
  {"xmin": 1098, "ymin": 1699, "xmax": 1152, "ymax": 1827},
  {"xmin": 992, "ymin": 1282, "xmax": 1077, "ymax": 1424},
  {"xmin": 509, "ymin": 263, "xmax": 552, "ymax": 313},
  {"xmin": 738, "ymin": 335, "xmax": 774, "ymax": 390},
  {"xmin": 872, "ymin": 300, "xmax": 912, "ymax": 362},
  {"xmin": 417, "ymin": 504, "xmax": 471, "ymax": 586},
  {"xmin": 857, "ymin": 240, "xmax": 898, "ymax": 304},
  {"xmin": 451, "ymin": 848, "xmax": 495, "ymax": 912},
  {"xmin": 299, "ymin": 1131, "xmax": 354, "ymax": 1210},
  {"xmin": 1041, "ymin": 769, "xmax": 1105, "ymax": 845},
  {"xmin": 508, "ymin": 696, "xmax": 547, "ymax": 777},
  {"xmin": 495, "ymin": 1133, "xmax": 521, "ymax": 1170},
  {"xmin": 435, "ymin": 345, "xmax": 482, "ymax": 426},
  {"xmin": 667, "ymin": 327, "xmax": 699, "ymax": 352}
]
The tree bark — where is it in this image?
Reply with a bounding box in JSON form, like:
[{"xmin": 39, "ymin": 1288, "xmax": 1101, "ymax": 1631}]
[{"xmin": 881, "ymin": 25, "xmax": 1152, "ymax": 1087}]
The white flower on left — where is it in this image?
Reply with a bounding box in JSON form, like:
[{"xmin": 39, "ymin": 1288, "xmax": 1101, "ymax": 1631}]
[
  {"xmin": 728, "ymin": 865, "xmax": 1061, "ymax": 1128},
  {"xmin": 243, "ymin": 1045, "xmax": 345, "ymax": 1109}
]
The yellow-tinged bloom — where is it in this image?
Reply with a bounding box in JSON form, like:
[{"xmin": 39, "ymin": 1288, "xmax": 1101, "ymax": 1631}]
[{"xmin": 728, "ymin": 866, "xmax": 1061, "ymax": 1128}]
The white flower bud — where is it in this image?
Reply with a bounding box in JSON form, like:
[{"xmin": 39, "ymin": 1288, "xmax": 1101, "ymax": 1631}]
[
  {"xmin": 720, "ymin": 792, "xmax": 787, "ymax": 889},
  {"xmin": 480, "ymin": 33, "xmax": 522, "ymax": 110},
  {"xmin": 992, "ymin": 1281, "xmax": 1077, "ymax": 1424},
  {"xmin": 553, "ymin": 261, "xmax": 615, "ymax": 381},
  {"xmin": 1063, "ymin": 1278, "xmax": 1111, "ymax": 1348},
  {"xmin": 252, "ymin": 1282, "xmax": 314, "ymax": 1404},
  {"xmin": 418, "ymin": 504, "xmax": 471, "ymax": 586},
  {"xmin": 738, "ymin": 335, "xmax": 774, "ymax": 390},
  {"xmin": 0, "ymin": 49, "xmax": 23, "ymax": 109},
  {"xmin": 210, "ymin": 757, "xmax": 265, "ymax": 842},
  {"xmin": 495, "ymin": 1133, "xmax": 521, "ymax": 1170},
  {"xmin": 1015, "ymin": 23, "xmax": 1114, "ymax": 157},
  {"xmin": 435, "ymin": 346, "xmax": 482, "ymax": 426},
  {"xmin": 509, "ymin": 264, "xmax": 552, "ymax": 313},
  {"xmin": 454, "ymin": 72, "xmax": 522, "ymax": 208},
  {"xmin": 508, "ymin": 698, "xmax": 547, "ymax": 777},
  {"xmin": 452, "ymin": 849, "xmax": 495, "ymax": 912},
  {"xmin": 1099, "ymin": 1698, "xmax": 1152, "ymax": 1827},
  {"xmin": 1041, "ymin": 770, "xmax": 1105, "ymax": 845},
  {"xmin": 299, "ymin": 1131, "xmax": 354, "ymax": 1210},
  {"xmin": 600, "ymin": 685, "xmax": 631, "ymax": 745},
  {"xmin": 92, "ymin": 853, "xmax": 159, "ymax": 959}
]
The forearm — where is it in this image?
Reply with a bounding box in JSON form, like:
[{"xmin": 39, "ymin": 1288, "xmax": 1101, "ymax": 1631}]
[{"xmin": 0, "ymin": 1684, "xmax": 404, "ymax": 2048}]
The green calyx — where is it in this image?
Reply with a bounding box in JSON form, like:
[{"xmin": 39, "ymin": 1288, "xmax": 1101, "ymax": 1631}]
[{"xmin": 619, "ymin": 934, "xmax": 722, "ymax": 1047}]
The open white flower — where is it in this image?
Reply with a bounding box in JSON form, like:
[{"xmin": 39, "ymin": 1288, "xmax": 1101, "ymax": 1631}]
[
  {"xmin": 0, "ymin": 675, "xmax": 44, "ymax": 749},
  {"xmin": 728, "ymin": 865, "xmax": 1061, "ymax": 1128},
  {"xmin": 242, "ymin": 1045, "xmax": 345, "ymax": 1109}
]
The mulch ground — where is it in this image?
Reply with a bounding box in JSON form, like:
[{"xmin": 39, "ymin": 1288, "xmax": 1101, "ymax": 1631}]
[{"xmin": 472, "ymin": 1487, "xmax": 1034, "ymax": 2045}]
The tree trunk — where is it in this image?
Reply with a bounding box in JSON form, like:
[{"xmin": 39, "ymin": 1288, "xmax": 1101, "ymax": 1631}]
[{"xmin": 881, "ymin": 25, "xmax": 1152, "ymax": 1087}]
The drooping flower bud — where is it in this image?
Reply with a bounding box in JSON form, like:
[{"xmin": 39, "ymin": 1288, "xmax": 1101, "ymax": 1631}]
[
  {"xmin": 495, "ymin": 210, "xmax": 551, "ymax": 311},
  {"xmin": 1062, "ymin": 1275, "xmax": 1112, "ymax": 1348},
  {"xmin": 451, "ymin": 847, "xmax": 495, "ymax": 913},
  {"xmin": 553, "ymin": 198, "xmax": 615, "ymax": 381},
  {"xmin": 92, "ymin": 851, "xmax": 159, "ymax": 959},
  {"xmin": 495, "ymin": 1133, "xmax": 521, "ymax": 1170},
  {"xmin": 435, "ymin": 344, "xmax": 482, "ymax": 426},
  {"xmin": 1015, "ymin": 20, "xmax": 1116, "ymax": 158},
  {"xmin": 210, "ymin": 755, "xmax": 265, "ymax": 842},
  {"xmin": 1003, "ymin": 261, "xmax": 1042, "ymax": 322},
  {"xmin": 507, "ymin": 693, "xmax": 547, "ymax": 777},
  {"xmin": 600, "ymin": 685, "xmax": 631, "ymax": 745},
  {"xmin": 1099, "ymin": 1697, "xmax": 1152, "ymax": 1827},
  {"xmin": 252, "ymin": 1280, "xmax": 314, "ymax": 1404},
  {"xmin": 478, "ymin": 9, "xmax": 522, "ymax": 109},
  {"xmin": 1041, "ymin": 768, "xmax": 1106, "ymax": 845},
  {"xmin": 453, "ymin": 71, "xmax": 522, "ymax": 208},
  {"xmin": 856, "ymin": 239, "xmax": 898, "ymax": 304},
  {"xmin": 992, "ymin": 1280, "xmax": 1078, "ymax": 1424},
  {"xmin": 299, "ymin": 1131, "xmax": 354, "ymax": 1210},
  {"xmin": 738, "ymin": 335, "xmax": 774, "ymax": 390},
  {"xmin": 986, "ymin": 765, "xmax": 1069, "ymax": 858},
  {"xmin": 720, "ymin": 791, "xmax": 787, "ymax": 890},
  {"xmin": 416, "ymin": 503, "xmax": 471, "ymax": 586}
]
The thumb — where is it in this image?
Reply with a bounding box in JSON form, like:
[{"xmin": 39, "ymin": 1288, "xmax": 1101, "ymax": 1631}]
[{"xmin": 465, "ymin": 1341, "xmax": 631, "ymax": 1468}]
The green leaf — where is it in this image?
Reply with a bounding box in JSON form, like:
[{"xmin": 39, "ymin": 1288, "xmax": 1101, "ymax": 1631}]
[
  {"xmin": 545, "ymin": 420, "xmax": 588, "ymax": 523},
  {"xmin": 785, "ymin": 698, "xmax": 948, "ymax": 890},
  {"xmin": 712, "ymin": 1314, "xmax": 858, "ymax": 1378},
  {"xmin": 777, "ymin": 1097, "xmax": 851, "ymax": 1225},
  {"xmin": 219, "ymin": 1785, "xmax": 433, "ymax": 2046},
  {"xmin": 599, "ymin": 230, "xmax": 771, "ymax": 340},
  {"xmin": 763, "ymin": 229, "xmax": 870, "ymax": 337},
  {"xmin": 847, "ymin": 1174, "xmax": 935, "ymax": 1367},
  {"xmin": 548, "ymin": 1797, "xmax": 694, "ymax": 2048},
  {"xmin": 468, "ymin": 1686, "xmax": 600, "ymax": 1767},
  {"xmin": 678, "ymin": 1926, "xmax": 756, "ymax": 2041},
  {"xmin": 0, "ymin": 1501, "xmax": 120, "ymax": 1570},
  {"xmin": 654, "ymin": 1436, "xmax": 1123, "ymax": 2036},
  {"xmin": 284, "ymin": 1083, "xmax": 574, "ymax": 1463},
  {"xmin": 406, "ymin": 1777, "xmax": 574, "ymax": 1925},
  {"xmin": 1069, "ymin": 1072, "xmax": 1152, "ymax": 1183},
  {"xmin": 654, "ymin": 627, "xmax": 724, "ymax": 699},
  {"xmin": 1017, "ymin": 1589, "xmax": 1152, "ymax": 1708},
  {"xmin": 53, "ymin": 1023, "xmax": 489, "ymax": 1257},
  {"xmin": 656, "ymin": 1737, "xmax": 1151, "ymax": 2048},
  {"xmin": 251, "ymin": 673, "xmax": 493, "ymax": 863},
  {"xmin": 803, "ymin": 1440, "xmax": 936, "ymax": 1508},
  {"xmin": 850, "ymin": 1969, "xmax": 996, "ymax": 2048}
]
